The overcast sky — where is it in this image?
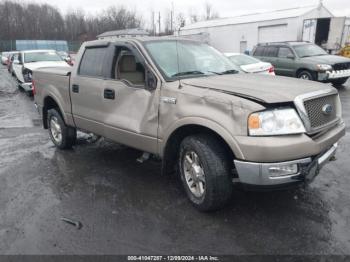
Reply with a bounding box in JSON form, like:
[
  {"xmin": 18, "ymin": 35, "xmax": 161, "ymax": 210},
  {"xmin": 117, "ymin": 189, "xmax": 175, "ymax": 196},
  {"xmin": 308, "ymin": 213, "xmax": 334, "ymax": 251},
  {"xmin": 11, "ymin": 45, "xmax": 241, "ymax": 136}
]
[{"xmin": 22, "ymin": 0, "xmax": 350, "ymax": 27}]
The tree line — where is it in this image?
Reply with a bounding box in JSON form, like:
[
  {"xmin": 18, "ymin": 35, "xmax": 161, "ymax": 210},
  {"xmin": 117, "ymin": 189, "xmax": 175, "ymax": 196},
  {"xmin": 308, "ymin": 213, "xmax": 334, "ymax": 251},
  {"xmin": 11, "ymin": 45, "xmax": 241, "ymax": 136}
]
[
  {"xmin": 0, "ymin": 0, "xmax": 219, "ymax": 41},
  {"xmin": 0, "ymin": 1, "xmax": 142, "ymax": 41}
]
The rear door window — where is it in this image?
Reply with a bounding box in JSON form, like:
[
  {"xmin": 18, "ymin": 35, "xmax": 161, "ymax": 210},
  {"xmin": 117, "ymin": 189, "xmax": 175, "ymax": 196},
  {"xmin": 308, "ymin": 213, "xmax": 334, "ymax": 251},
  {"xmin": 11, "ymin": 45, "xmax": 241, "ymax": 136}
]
[
  {"xmin": 263, "ymin": 46, "xmax": 278, "ymax": 57},
  {"xmin": 79, "ymin": 47, "xmax": 108, "ymax": 77},
  {"xmin": 278, "ymin": 47, "xmax": 293, "ymax": 58},
  {"xmin": 253, "ymin": 46, "xmax": 264, "ymax": 56}
]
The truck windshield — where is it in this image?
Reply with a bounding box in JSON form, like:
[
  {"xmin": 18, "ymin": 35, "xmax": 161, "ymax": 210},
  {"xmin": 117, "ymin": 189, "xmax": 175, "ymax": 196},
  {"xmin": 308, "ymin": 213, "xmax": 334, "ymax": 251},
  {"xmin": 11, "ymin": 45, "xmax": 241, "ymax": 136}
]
[
  {"xmin": 24, "ymin": 51, "xmax": 63, "ymax": 63},
  {"xmin": 294, "ymin": 44, "xmax": 328, "ymax": 58},
  {"xmin": 144, "ymin": 40, "xmax": 240, "ymax": 81}
]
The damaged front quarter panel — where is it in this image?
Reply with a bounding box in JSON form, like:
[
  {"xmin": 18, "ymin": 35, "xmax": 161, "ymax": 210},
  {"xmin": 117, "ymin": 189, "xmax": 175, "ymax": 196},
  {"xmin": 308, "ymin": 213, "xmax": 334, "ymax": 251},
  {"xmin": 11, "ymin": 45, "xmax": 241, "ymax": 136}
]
[{"xmin": 158, "ymin": 81, "xmax": 266, "ymax": 159}]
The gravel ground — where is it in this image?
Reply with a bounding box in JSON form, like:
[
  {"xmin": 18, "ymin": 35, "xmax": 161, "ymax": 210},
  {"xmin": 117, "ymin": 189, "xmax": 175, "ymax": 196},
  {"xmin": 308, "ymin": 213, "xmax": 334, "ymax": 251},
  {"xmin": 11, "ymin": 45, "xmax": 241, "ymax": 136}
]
[{"xmin": 0, "ymin": 64, "xmax": 349, "ymax": 255}]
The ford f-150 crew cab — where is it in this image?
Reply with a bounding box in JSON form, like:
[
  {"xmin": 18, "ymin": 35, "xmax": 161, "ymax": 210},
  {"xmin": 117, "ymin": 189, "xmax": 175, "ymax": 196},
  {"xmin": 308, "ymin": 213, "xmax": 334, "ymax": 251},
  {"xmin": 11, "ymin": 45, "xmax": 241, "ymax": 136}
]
[{"xmin": 33, "ymin": 38, "xmax": 346, "ymax": 211}]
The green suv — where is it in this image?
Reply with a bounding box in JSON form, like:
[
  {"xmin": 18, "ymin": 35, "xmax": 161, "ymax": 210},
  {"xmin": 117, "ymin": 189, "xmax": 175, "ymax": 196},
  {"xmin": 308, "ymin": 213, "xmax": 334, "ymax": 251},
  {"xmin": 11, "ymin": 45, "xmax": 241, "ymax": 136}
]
[{"xmin": 253, "ymin": 42, "xmax": 350, "ymax": 86}]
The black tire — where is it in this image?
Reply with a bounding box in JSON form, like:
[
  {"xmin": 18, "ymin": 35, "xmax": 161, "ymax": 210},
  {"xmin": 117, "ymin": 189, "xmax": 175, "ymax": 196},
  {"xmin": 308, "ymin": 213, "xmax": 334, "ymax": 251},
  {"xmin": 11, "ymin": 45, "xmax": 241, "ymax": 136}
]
[
  {"xmin": 331, "ymin": 77, "xmax": 348, "ymax": 87},
  {"xmin": 178, "ymin": 134, "xmax": 233, "ymax": 211},
  {"xmin": 47, "ymin": 108, "xmax": 76, "ymax": 149},
  {"xmin": 297, "ymin": 70, "xmax": 315, "ymax": 81}
]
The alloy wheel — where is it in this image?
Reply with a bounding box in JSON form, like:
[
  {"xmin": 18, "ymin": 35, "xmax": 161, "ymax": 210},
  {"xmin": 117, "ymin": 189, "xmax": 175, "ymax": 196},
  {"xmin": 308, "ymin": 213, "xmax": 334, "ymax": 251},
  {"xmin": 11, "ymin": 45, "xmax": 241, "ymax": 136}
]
[{"xmin": 183, "ymin": 151, "xmax": 206, "ymax": 198}]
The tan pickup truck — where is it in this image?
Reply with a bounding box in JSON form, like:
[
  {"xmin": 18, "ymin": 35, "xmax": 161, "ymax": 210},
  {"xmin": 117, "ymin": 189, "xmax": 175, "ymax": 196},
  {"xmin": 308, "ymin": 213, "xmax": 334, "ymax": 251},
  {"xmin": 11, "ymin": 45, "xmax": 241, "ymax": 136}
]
[{"xmin": 33, "ymin": 38, "xmax": 345, "ymax": 211}]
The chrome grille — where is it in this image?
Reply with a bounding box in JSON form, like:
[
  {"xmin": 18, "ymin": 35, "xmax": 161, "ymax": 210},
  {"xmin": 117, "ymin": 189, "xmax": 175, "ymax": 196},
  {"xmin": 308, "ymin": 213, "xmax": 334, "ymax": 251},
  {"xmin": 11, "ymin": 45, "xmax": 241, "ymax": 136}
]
[
  {"xmin": 303, "ymin": 94, "xmax": 337, "ymax": 129},
  {"xmin": 333, "ymin": 63, "xmax": 350, "ymax": 71}
]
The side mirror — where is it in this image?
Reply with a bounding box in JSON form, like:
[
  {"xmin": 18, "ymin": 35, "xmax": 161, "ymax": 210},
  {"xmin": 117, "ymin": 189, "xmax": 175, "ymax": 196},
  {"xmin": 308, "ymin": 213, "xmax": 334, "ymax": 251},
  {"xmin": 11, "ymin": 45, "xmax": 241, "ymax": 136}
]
[
  {"xmin": 146, "ymin": 67, "xmax": 157, "ymax": 90},
  {"xmin": 286, "ymin": 54, "xmax": 295, "ymax": 59}
]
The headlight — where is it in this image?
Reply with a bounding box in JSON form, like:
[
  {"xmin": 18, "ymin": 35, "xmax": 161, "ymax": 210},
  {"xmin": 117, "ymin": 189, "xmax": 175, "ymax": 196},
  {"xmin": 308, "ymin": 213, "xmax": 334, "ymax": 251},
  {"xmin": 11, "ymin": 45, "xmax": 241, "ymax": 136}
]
[
  {"xmin": 316, "ymin": 64, "xmax": 332, "ymax": 71},
  {"xmin": 248, "ymin": 108, "xmax": 306, "ymax": 136},
  {"xmin": 22, "ymin": 68, "xmax": 32, "ymax": 82}
]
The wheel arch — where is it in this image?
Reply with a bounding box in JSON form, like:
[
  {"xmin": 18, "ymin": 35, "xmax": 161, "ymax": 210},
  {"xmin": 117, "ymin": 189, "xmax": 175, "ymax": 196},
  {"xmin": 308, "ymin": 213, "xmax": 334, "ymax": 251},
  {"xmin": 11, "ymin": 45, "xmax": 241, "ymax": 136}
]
[
  {"xmin": 161, "ymin": 118, "xmax": 244, "ymax": 175},
  {"xmin": 42, "ymin": 95, "xmax": 66, "ymax": 129},
  {"xmin": 296, "ymin": 68, "xmax": 316, "ymax": 78}
]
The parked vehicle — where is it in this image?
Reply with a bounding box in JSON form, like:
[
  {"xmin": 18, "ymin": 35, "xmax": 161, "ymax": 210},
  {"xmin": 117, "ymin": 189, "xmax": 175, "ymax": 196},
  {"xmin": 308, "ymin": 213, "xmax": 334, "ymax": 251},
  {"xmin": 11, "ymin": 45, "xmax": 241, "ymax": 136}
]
[
  {"xmin": 253, "ymin": 42, "xmax": 350, "ymax": 86},
  {"xmin": 1, "ymin": 51, "xmax": 17, "ymax": 65},
  {"xmin": 225, "ymin": 53, "xmax": 275, "ymax": 75},
  {"xmin": 1, "ymin": 52, "xmax": 8, "ymax": 65},
  {"xmin": 12, "ymin": 50, "xmax": 69, "ymax": 95},
  {"xmin": 67, "ymin": 53, "xmax": 76, "ymax": 66},
  {"xmin": 33, "ymin": 38, "xmax": 345, "ymax": 211},
  {"xmin": 7, "ymin": 52, "xmax": 19, "ymax": 73}
]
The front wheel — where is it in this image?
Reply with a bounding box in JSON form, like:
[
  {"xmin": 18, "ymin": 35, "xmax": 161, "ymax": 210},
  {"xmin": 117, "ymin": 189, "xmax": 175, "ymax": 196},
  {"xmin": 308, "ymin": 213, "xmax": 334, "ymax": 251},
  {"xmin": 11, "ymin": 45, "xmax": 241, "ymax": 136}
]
[
  {"xmin": 178, "ymin": 134, "xmax": 233, "ymax": 211},
  {"xmin": 297, "ymin": 70, "xmax": 315, "ymax": 81},
  {"xmin": 47, "ymin": 108, "xmax": 76, "ymax": 149}
]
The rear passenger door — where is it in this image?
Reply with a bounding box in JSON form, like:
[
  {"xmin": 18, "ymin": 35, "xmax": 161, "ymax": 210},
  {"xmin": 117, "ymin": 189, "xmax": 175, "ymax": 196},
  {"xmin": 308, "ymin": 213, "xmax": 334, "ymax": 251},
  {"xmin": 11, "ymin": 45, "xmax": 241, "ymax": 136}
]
[
  {"xmin": 261, "ymin": 46, "xmax": 279, "ymax": 67},
  {"xmin": 254, "ymin": 46, "xmax": 279, "ymax": 69},
  {"xmin": 70, "ymin": 46, "xmax": 109, "ymax": 136},
  {"xmin": 276, "ymin": 47, "xmax": 296, "ymax": 77}
]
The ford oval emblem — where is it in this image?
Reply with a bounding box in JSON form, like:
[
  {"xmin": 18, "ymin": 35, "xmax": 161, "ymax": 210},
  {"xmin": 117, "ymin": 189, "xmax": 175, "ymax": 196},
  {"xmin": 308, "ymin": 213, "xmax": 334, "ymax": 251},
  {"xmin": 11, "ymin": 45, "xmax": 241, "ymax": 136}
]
[{"xmin": 322, "ymin": 104, "xmax": 333, "ymax": 115}]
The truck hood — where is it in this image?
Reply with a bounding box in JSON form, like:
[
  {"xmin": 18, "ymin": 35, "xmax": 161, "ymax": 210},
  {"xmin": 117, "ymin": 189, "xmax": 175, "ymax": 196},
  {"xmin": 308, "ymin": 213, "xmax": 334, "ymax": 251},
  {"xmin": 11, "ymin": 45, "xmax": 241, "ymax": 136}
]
[
  {"xmin": 182, "ymin": 73, "xmax": 333, "ymax": 104},
  {"xmin": 24, "ymin": 61, "xmax": 69, "ymax": 71},
  {"xmin": 300, "ymin": 55, "xmax": 350, "ymax": 65}
]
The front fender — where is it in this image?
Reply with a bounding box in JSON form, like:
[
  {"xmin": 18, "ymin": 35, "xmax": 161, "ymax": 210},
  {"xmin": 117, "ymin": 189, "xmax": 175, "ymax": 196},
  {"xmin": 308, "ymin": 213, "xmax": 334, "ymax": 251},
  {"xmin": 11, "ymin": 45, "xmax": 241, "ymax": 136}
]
[{"xmin": 160, "ymin": 117, "xmax": 245, "ymax": 160}]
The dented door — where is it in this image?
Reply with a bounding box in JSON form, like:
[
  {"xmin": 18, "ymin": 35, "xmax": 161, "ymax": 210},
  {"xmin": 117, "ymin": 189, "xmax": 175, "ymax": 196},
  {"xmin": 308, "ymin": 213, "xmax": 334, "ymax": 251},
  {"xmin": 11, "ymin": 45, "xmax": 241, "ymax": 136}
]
[
  {"xmin": 103, "ymin": 80, "xmax": 159, "ymax": 154},
  {"xmin": 102, "ymin": 45, "xmax": 159, "ymax": 154}
]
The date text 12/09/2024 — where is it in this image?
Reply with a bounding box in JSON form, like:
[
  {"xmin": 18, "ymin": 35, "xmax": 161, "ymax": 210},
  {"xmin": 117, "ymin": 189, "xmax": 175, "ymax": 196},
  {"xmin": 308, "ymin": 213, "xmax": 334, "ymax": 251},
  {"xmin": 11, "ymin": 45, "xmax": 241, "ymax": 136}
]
[{"xmin": 127, "ymin": 256, "xmax": 219, "ymax": 261}]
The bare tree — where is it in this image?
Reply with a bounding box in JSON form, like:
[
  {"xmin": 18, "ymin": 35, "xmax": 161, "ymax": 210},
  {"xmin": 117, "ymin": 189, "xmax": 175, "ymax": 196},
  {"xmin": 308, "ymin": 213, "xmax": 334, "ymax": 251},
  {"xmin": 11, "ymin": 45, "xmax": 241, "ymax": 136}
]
[
  {"xmin": 0, "ymin": 0, "xmax": 143, "ymax": 43},
  {"xmin": 204, "ymin": 2, "xmax": 219, "ymax": 20},
  {"xmin": 188, "ymin": 8, "xmax": 199, "ymax": 23},
  {"xmin": 176, "ymin": 12, "xmax": 186, "ymax": 29}
]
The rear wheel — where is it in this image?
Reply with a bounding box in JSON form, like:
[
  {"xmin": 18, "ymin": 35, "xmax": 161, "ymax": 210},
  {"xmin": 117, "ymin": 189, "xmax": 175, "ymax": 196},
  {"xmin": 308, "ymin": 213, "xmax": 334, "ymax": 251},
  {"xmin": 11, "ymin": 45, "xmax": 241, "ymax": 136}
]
[
  {"xmin": 47, "ymin": 108, "xmax": 76, "ymax": 149},
  {"xmin": 178, "ymin": 134, "xmax": 233, "ymax": 211},
  {"xmin": 297, "ymin": 70, "xmax": 315, "ymax": 81}
]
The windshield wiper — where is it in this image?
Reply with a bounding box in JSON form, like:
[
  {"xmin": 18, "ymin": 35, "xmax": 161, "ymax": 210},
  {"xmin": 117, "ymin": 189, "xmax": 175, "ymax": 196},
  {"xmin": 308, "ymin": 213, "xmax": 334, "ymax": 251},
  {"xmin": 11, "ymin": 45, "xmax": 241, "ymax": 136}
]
[
  {"xmin": 220, "ymin": 69, "xmax": 239, "ymax": 75},
  {"xmin": 172, "ymin": 71, "xmax": 205, "ymax": 77},
  {"xmin": 207, "ymin": 69, "xmax": 239, "ymax": 75},
  {"xmin": 207, "ymin": 71, "xmax": 222, "ymax": 75}
]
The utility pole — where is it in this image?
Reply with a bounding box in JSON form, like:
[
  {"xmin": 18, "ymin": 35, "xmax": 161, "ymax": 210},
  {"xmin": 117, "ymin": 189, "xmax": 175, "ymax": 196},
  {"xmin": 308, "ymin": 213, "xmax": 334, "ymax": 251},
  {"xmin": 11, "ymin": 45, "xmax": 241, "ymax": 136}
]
[
  {"xmin": 152, "ymin": 11, "xmax": 155, "ymax": 36},
  {"xmin": 158, "ymin": 12, "xmax": 161, "ymax": 35},
  {"xmin": 170, "ymin": 2, "xmax": 174, "ymax": 33}
]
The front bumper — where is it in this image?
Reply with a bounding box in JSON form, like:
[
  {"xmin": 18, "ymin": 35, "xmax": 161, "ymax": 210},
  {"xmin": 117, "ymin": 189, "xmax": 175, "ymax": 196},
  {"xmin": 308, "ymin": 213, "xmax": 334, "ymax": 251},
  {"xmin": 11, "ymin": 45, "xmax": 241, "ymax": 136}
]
[
  {"xmin": 20, "ymin": 82, "xmax": 33, "ymax": 92},
  {"xmin": 318, "ymin": 69, "xmax": 350, "ymax": 80},
  {"xmin": 234, "ymin": 143, "xmax": 338, "ymax": 187}
]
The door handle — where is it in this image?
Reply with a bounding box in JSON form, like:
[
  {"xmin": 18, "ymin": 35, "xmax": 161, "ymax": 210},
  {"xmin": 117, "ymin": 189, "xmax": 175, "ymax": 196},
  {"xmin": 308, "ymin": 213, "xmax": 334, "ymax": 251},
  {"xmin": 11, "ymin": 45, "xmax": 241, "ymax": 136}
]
[
  {"xmin": 104, "ymin": 89, "xmax": 115, "ymax": 100},
  {"xmin": 72, "ymin": 84, "xmax": 79, "ymax": 93}
]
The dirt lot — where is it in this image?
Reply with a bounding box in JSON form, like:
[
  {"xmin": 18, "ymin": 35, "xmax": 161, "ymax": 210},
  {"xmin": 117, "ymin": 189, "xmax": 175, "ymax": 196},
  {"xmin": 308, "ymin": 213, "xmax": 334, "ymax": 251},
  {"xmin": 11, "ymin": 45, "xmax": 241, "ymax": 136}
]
[{"xmin": 0, "ymin": 64, "xmax": 350, "ymax": 255}]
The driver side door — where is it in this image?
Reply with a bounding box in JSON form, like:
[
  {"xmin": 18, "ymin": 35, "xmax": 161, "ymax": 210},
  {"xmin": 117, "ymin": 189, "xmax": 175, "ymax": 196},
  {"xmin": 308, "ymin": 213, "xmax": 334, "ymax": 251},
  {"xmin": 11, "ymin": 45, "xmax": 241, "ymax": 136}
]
[{"xmin": 102, "ymin": 44, "xmax": 160, "ymax": 154}]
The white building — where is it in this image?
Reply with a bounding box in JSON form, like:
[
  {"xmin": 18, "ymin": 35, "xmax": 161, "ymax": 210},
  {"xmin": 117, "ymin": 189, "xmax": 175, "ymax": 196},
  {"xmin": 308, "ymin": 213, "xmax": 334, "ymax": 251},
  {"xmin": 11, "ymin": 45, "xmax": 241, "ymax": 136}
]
[
  {"xmin": 97, "ymin": 28, "xmax": 149, "ymax": 40},
  {"xmin": 179, "ymin": 3, "xmax": 349, "ymax": 53}
]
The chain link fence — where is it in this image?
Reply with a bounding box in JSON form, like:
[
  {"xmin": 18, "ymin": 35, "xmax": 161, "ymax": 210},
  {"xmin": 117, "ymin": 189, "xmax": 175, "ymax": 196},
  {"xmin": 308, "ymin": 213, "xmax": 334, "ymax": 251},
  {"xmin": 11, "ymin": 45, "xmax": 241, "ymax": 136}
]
[{"xmin": 0, "ymin": 40, "xmax": 82, "ymax": 53}]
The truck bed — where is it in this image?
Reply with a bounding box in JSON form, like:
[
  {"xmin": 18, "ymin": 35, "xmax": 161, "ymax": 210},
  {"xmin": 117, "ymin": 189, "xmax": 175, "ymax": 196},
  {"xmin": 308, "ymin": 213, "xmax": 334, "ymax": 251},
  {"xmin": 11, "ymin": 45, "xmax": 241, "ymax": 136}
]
[
  {"xmin": 33, "ymin": 67, "xmax": 73, "ymax": 124},
  {"xmin": 34, "ymin": 66, "xmax": 72, "ymax": 76}
]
